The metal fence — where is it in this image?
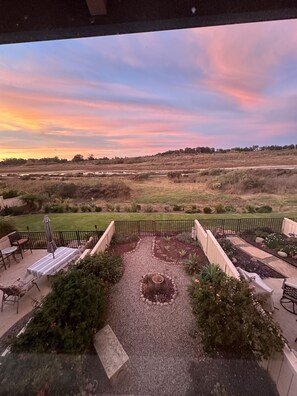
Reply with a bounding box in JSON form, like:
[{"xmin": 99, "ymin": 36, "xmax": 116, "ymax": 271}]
[
  {"xmin": 115, "ymin": 217, "xmax": 297, "ymax": 236},
  {"xmin": 198, "ymin": 217, "xmax": 289, "ymax": 234},
  {"xmin": 19, "ymin": 230, "xmax": 104, "ymax": 249},
  {"xmin": 114, "ymin": 220, "xmax": 194, "ymax": 236}
]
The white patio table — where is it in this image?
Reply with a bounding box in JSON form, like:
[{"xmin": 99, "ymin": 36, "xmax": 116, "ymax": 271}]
[{"xmin": 26, "ymin": 247, "xmax": 79, "ymax": 278}]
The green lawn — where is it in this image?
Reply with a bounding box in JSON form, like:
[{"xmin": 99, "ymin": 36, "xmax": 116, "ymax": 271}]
[{"xmin": 9, "ymin": 211, "xmax": 297, "ymax": 231}]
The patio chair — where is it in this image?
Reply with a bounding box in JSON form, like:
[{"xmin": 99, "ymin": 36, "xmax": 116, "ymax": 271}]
[
  {"xmin": 0, "ymin": 246, "xmax": 18, "ymax": 270},
  {"xmin": 280, "ymin": 279, "xmax": 297, "ymax": 315},
  {"xmin": 0, "ymin": 278, "xmax": 40, "ymax": 314},
  {"xmin": 8, "ymin": 231, "xmax": 32, "ymax": 259}
]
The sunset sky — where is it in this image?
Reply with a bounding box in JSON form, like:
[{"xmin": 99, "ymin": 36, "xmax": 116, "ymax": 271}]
[{"xmin": 0, "ymin": 19, "xmax": 297, "ymax": 160}]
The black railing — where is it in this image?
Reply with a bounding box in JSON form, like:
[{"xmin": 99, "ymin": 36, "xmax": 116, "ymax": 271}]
[
  {"xmin": 115, "ymin": 218, "xmax": 297, "ymax": 236},
  {"xmin": 19, "ymin": 230, "xmax": 104, "ymax": 249},
  {"xmin": 198, "ymin": 217, "xmax": 288, "ymax": 234},
  {"xmin": 115, "ymin": 220, "xmax": 194, "ymax": 236}
]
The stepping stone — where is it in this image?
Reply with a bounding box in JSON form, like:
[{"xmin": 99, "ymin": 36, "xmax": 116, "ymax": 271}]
[{"xmin": 93, "ymin": 325, "xmax": 129, "ymax": 385}]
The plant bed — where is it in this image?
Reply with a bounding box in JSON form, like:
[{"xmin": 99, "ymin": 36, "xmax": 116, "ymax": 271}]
[
  {"xmin": 109, "ymin": 234, "xmax": 139, "ymax": 255},
  {"xmin": 241, "ymin": 230, "xmax": 297, "ymax": 268},
  {"xmin": 153, "ymin": 233, "xmax": 208, "ymax": 265},
  {"xmin": 217, "ymin": 236, "xmax": 285, "ymax": 279},
  {"xmin": 141, "ymin": 273, "xmax": 177, "ymax": 305},
  {"xmin": 232, "ymin": 246, "xmax": 285, "ymax": 279}
]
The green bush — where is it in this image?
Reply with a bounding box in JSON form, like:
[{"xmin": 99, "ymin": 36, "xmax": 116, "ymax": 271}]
[
  {"xmin": 246, "ymin": 205, "xmax": 256, "ymax": 213},
  {"xmin": 264, "ymin": 233, "xmax": 287, "ymax": 250},
  {"xmin": 12, "ymin": 270, "xmax": 106, "ymax": 354},
  {"xmin": 173, "ymin": 205, "xmax": 183, "ymax": 211},
  {"xmin": 0, "ymin": 217, "xmax": 15, "ymax": 238},
  {"xmin": 0, "ymin": 205, "xmax": 28, "ymax": 216},
  {"xmin": 176, "ymin": 232, "xmax": 197, "ymax": 245},
  {"xmin": 183, "ymin": 253, "xmax": 205, "ymax": 275},
  {"xmin": 218, "ymin": 238, "xmax": 236, "ymax": 258},
  {"xmin": 80, "ymin": 204, "xmax": 92, "ymax": 212},
  {"xmin": 215, "ymin": 204, "xmax": 226, "ymax": 214},
  {"xmin": 2, "ymin": 189, "xmax": 19, "ymax": 199},
  {"xmin": 203, "ymin": 207, "xmax": 212, "ymax": 214},
  {"xmin": 0, "ymin": 353, "xmax": 85, "ymax": 396},
  {"xmin": 76, "ymin": 252, "xmax": 123, "ymax": 284},
  {"xmin": 190, "ymin": 264, "xmax": 284, "ymax": 359},
  {"xmin": 95, "ymin": 205, "xmax": 102, "ymax": 212}
]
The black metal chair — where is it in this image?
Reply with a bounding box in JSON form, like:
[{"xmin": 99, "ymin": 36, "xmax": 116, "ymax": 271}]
[
  {"xmin": 8, "ymin": 231, "xmax": 32, "ymax": 259},
  {"xmin": 280, "ymin": 279, "xmax": 297, "ymax": 315}
]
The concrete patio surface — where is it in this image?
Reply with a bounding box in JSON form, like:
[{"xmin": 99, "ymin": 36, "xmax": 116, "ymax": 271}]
[
  {"xmin": 228, "ymin": 236, "xmax": 297, "ymax": 354},
  {"xmin": 0, "ymin": 249, "xmax": 51, "ymax": 337},
  {"xmin": 265, "ymin": 277, "xmax": 297, "ymax": 351}
]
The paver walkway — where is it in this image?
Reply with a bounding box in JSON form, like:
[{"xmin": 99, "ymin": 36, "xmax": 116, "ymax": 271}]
[
  {"xmin": 228, "ymin": 236, "xmax": 297, "ymax": 278},
  {"xmin": 93, "ymin": 237, "xmax": 278, "ymax": 396}
]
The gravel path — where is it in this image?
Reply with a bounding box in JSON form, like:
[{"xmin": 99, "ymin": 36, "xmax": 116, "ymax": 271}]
[{"xmin": 95, "ymin": 237, "xmax": 279, "ymax": 396}]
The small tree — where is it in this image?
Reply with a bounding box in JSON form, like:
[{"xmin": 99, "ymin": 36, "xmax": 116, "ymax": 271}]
[{"xmin": 71, "ymin": 154, "xmax": 84, "ymax": 162}]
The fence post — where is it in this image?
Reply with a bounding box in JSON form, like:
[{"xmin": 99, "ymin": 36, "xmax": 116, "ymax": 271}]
[
  {"xmin": 59, "ymin": 231, "xmax": 65, "ymax": 247},
  {"xmin": 76, "ymin": 230, "xmax": 80, "ymax": 246}
]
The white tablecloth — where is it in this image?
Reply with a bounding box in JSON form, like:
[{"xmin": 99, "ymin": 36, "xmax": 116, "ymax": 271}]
[{"xmin": 26, "ymin": 247, "xmax": 79, "ymax": 278}]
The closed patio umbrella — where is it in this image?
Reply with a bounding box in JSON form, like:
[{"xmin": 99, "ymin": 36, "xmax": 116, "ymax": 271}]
[{"xmin": 43, "ymin": 215, "xmax": 57, "ymax": 258}]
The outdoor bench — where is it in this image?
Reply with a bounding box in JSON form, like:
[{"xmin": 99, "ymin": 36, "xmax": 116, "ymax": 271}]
[{"xmin": 93, "ymin": 324, "xmax": 129, "ymax": 384}]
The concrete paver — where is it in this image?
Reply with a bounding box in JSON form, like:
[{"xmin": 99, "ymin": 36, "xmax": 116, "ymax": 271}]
[{"xmin": 0, "ymin": 249, "xmax": 51, "ymax": 337}]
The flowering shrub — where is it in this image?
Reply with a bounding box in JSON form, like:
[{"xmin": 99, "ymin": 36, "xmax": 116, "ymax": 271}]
[
  {"xmin": 263, "ymin": 233, "xmax": 297, "ymax": 257},
  {"xmin": 11, "ymin": 270, "xmax": 107, "ymax": 354},
  {"xmin": 218, "ymin": 237, "xmax": 236, "ymax": 258},
  {"xmin": 190, "ymin": 264, "xmax": 284, "ymax": 359},
  {"xmin": 264, "ymin": 233, "xmax": 287, "ymax": 250}
]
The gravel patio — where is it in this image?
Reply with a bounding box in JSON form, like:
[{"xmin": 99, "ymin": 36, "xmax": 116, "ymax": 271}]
[{"xmin": 93, "ymin": 237, "xmax": 279, "ymax": 396}]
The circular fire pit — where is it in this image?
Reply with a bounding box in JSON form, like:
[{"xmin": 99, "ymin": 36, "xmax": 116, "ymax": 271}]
[{"xmin": 140, "ymin": 273, "xmax": 177, "ymax": 306}]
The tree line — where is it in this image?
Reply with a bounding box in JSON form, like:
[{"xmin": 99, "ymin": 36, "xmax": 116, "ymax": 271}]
[{"xmin": 0, "ymin": 144, "xmax": 296, "ymax": 166}]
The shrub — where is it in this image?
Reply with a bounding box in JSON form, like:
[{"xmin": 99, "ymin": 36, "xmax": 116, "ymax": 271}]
[
  {"xmin": 0, "ymin": 353, "xmax": 85, "ymax": 396},
  {"xmin": 80, "ymin": 205, "xmax": 92, "ymax": 212},
  {"xmin": 224, "ymin": 205, "xmax": 236, "ymax": 213},
  {"xmin": 203, "ymin": 207, "xmax": 212, "ymax": 214},
  {"xmin": 264, "ymin": 233, "xmax": 287, "ymax": 250},
  {"xmin": 95, "ymin": 205, "xmax": 102, "ymax": 212},
  {"xmin": 173, "ymin": 205, "xmax": 183, "ymax": 211},
  {"xmin": 218, "ymin": 238, "xmax": 236, "ymax": 258},
  {"xmin": 2, "ymin": 189, "xmax": 19, "ymax": 199},
  {"xmin": 115, "ymin": 205, "xmax": 121, "ymax": 212},
  {"xmin": 215, "ymin": 204, "xmax": 226, "ymax": 214},
  {"xmin": 190, "ymin": 265, "xmax": 285, "ymax": 359},
  {"xmin": 183, "ymin": 253, "xmax": 204, "ymax": 275},
  {"xmin": 12, "ymin": 270, "xmax": 107, "ymax": 354},
  {"xmin": 176, "ymin": 232, "xmax": 195, "ymax": 244},
  {"xmin": 44, "ymin": 204, "xmax": 64, "ymax": 213},
  {"xmin": 256, "ymin": 205, "xmax": 272, "ymax": 213},
  {"xmin": 246, "ymin": 205, "xmax": 256, "ymax": 213},
  {"xmin": 144, "ymin": 205, "xmax": 154, "ymax": 213},
  {"xmin": 0, "ymin": 217, "xmax": 15, "ymax": 238},
  {"xmin": 0, "ymin": 205, "xmax": 28, "ymax": 216},
  {"xmin": 76, "ymin": 252, "xmax": 124, "ymax": 284}
]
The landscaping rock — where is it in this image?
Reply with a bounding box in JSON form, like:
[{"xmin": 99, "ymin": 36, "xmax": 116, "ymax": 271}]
[
  {"xmin": 255, "ymin": 237, "xmax": 264, "ymax": 244},
  {"xmin": 277, "ymin": 251, "xmax": 288, "ymax": 258}
]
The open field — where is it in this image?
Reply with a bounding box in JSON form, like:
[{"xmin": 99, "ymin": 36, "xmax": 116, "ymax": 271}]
[
  {"xmin": 1, "ymin": 150, "xmax": 297, "ymax": 217},
  {"xmin": 10, "ymin": 212, "xmax": 297, "ymax": 231},
  {"xmin": 1, "ymin": 149, "xmax": 297, "ymax": 174}
]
